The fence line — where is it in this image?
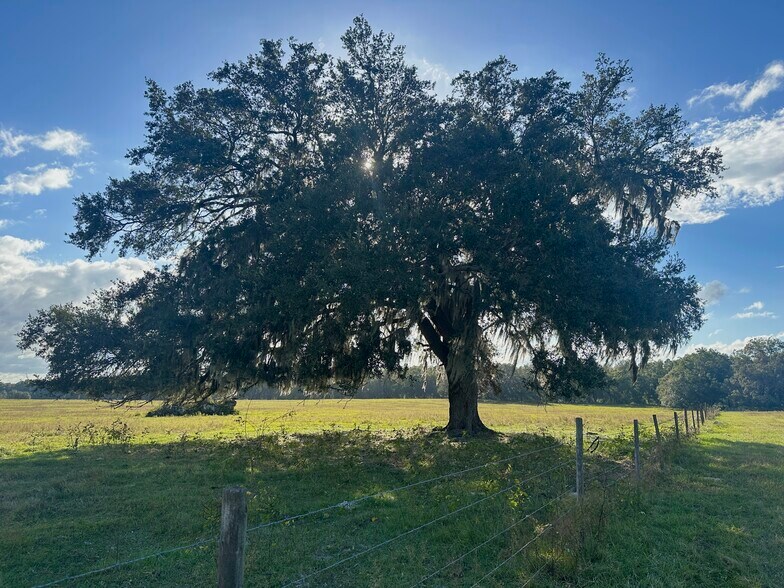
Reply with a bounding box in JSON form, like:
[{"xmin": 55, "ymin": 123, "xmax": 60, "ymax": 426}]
[
  {"xmin": 31, "ymin": 405, "xmax": 716, "ymax": 588},
  {"xmin": 469, "ymin": 500, "xmax": 580, "ymax": 587},
  {"xmin": 519, "ymin": 560, "xmax": 549, "ymax": 588},
  {"xmin": 32, "ymin": 535, "xmax": 218, "ymax": 588},
  {"xmin": 247, "ymin": 441, "xmax": 564, "ymax": 534},
  {"xmin": 279, "ymin": 460, "xmax": 572, "ymax": 587},
  {"xmin": 30, "ymin": 442, "xmax": 566, "ymax": 588},
  {"xmin": 408, "ymin": 486, "xmax": 575, "ymax": 587}
]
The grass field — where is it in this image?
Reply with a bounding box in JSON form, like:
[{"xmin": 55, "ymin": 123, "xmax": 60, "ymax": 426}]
[
  {"xmin": 0, "ymin": 400, "xmax": 780, "ymax": 587},
  {"xmin": 0, "ymin": 398, "xmax": 668, "ymax": 456}
]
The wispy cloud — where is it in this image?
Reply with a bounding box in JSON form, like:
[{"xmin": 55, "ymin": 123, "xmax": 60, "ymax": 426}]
[
  {"xmin": 732, "ymin": 301, "xmax": 775, "ymax": 319},
  {"xmin": 732, "ymin": 300, "xmax": 778, "ymax": 320},
  {"xmin": 415, "ymin": 57, "xmax": 452, "ymax": 95},
  {"xmin": 0, "ymin": 164, "xmax": 75, "ymax": 196},
  {"xmin": 671, "ymin": 108, "xmax": 784, "ymax": 224},
  {"xmin": 0, "ymin": 130, "xmax": 29, "ymax": 157},
  {"xmin": 688, "ymin": 61, "xmax": 784, "ymax": 111},
  {"xmin": 0, "ymin": 127, "xmax": 89, "ymax": 157}
]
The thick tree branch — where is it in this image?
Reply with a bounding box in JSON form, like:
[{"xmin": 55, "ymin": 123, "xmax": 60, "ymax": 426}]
[{"xmin": 418, "ymin": 316, "xmax": 449, "ymax": 364}]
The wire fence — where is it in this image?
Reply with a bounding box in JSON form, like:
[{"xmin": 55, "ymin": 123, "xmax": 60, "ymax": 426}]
[{"xmin": 31, "ymin": 405, "xmax": 718, "ymax": 588}]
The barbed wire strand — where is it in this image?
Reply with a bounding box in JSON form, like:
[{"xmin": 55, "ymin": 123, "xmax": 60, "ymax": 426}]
[
  {"xmin": 32, "ymin": 534, "xmax": 217, "ymax": 588},
  {"xmin": 585, "ymin": 462, "xmax": 630, "ymax": 484},
  {"xmin": 409, "ymin": 486, "xmax": 574, "ymax": 587},
  {"xmin": 33, "ymin": 442, "xmax": 566, "ymax": 588},
  {"xmin": 279, "ymin": 460, "xmax": 572, "ymax": 587},
  {"xmin": 472, "ymin": 456, "xmax": 638, "ymax": 588},
  {"xmin": 469, "ymin": 502, "xmax": 578, "ymax": 587},
  {"xmin": 519, "ymin": 560, "xmax": 549, "ymax": 588},
  {"xmin": 247, "ymin": 442, "xmax": 565, "ymax": 533}
]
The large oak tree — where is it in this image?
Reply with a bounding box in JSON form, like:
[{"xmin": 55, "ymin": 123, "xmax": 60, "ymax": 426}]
[{"xmin": 20, "ymin": 18, "xmax": 722, "ymax": 434}]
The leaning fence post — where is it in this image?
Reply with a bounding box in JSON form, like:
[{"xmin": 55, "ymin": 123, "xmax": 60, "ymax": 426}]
[
  {"xmin": 652, "ymin": 414, "xmax": 661, "ymax": 443},
  {"xmin": 701, "ymin": 408, "xmax": 706, "ymax": 425},
  {"xmin": 633, "ymin": 419, "xmax": 641, "ymax": 482},
  {"xmin": 683, "ymin": 409, "xmax": 689, "ymax": 437},
  {"xmin": 575, "ymin": 417, "xmax": 584, "ymax": 499},
  {"xmin": 218, "ymin": 486, "xmax": 247, "ymax": 588},
  {"xmin": 674, "ymin": 412, "xmax": 680, "ymax": 442}
]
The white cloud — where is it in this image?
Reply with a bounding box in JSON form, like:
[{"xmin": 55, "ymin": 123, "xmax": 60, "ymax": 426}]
[
  {"xmin": 669, "ymin": 196, "xmax": 727, "ymax": 224},
  {"xmin": 0, "ymin": 164, "xmax": 75, "ymax": 196},
  {"xmin": 739, "ymin": 62, "xmax": 784, "ymax": 110},
  {"xmin": 671, "ymin": 109, "xmax": 784, "ymax": 223},
  {"xmin": 0, "ymin": 236, "xmax": 151, "ymax": 381},
  {"xmin": 0, "ymin": 127, "xmax": 89, "ymax": 157},
  {"xmin": 34, "ymin": 129, "xmax": 90, "ymax": 156},
  {"xmin": 732, "ymin": 310, "xmax": 777, "ymax": 320},
  {"xmin": 688, "ymin": 81, "xmax": 747, "ymax": 109},
  {"xmin": 739, "ymin": 287, "xmax": 751, "ymax": 294},
  {"xmin": 745, "ymin": 301, "xmax": 765, "ymax": 311},
  {"xmin": 684, "ymin": 332, "xmax": 784, "ymax": 355},
  {"xmin": 699, "ymin": 280, "xmax": 728, "ymax": 306},
  {"xmin": 0, "ymin": 129, "xmax": 31, "ymax": 157},
  {"xmin": 708, "ymin": 329, "xmax": 723, "ymax": 337},
  {"xmin": 688, "ymin": 61, "xmax": 784, "ymax": 111}
]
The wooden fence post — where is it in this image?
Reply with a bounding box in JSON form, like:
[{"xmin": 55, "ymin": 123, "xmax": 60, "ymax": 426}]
[
  {"xmin": 633, "ymin": 419, "xmax": 641, "ymax": 482},
  {"xmin": 692, "ymin": 410, "xmax": 697, "ymax": 433},
  {"xmin": 674, "ymin": 412, "xmax": 680, "ymax": 442},
  {"xmin": 683, "ymin": 409, "xmax": 689, "ymax": 437},
  {"xmin": 575, "ymin": 417, "xmax": 584, "ymax": 499},
  {"xmin": 218, "ymin": 486, "xmax": 247, "ymax": 588},
  {"xmin": 652, "ymin": 414, "xmax": 661, "ymax": 443},
  {"xmin": 701, "ymin": 408, "xmax": 706, "ymax": 424}
]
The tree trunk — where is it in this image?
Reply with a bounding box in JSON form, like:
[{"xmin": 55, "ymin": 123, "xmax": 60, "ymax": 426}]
[
  {"xmin": 444, "ymin": 356, "xmax": 491, "ymax": 436},
  {"xmin": 418, "ymin": 277, "xmax": 493, "ymax": 436},
  {"xmin": 442, "ymin": 313, "xmax": 492, "ymax": 435}
]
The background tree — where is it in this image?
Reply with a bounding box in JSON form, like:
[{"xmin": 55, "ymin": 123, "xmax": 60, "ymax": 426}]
[
  {"xmin": 590, "ymin": 360, "xmax": 672, "ymax": 405},
  {"xmin": 730, "ymin": 337, "xmax": 784, "ymax": 409},
  {"xmin": 657, "ymin": 349, "xmax": 732, "ymax": 407},
  {"xmin": 19, "ymin": 17, "xmax": 721, "ymax": 435}
]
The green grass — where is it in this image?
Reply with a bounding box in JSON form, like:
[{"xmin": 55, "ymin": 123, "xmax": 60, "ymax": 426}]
[
  {"xmin": 0, "ymin": 398, "xmax": 669, "ymax": 455},
  {"xmin": 0, "ymin": 400, "xmax": 778, "ymax": 587},
  {"xmin": 566, "ymin": 411, "xmax": 784, "ymax": 588}
]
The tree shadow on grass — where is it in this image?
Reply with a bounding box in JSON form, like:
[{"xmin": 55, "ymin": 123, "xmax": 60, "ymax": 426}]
[{"xmin": 1, "ymin": 428, "xmax": 597, "ymax": 587}]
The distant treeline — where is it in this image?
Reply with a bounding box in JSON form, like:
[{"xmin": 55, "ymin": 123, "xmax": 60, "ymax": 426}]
[{"xmin": 4, "ymin": 337, "xmax": 783, "ymax": 409}]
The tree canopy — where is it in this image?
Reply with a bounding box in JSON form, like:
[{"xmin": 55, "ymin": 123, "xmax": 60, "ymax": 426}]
[
  {"xmin": 19, "ymin": 17, "xmax": 722, "ymax": 434},
  {"xmin": 657, "ymin": 348, "xmax": 733, "ymax": 407},
  {"xmin": 730, "ymin": 337, "xmax": 784, "ymax": 409}
]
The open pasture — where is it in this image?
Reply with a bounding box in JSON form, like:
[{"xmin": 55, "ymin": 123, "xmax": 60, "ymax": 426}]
[
  {"xmin": 0, "ymin": 399, "xmax": 667, "ymax": 455},
  {"xmin": 2, "ymin": 401, "xmax": 780, "ymax": 587}
]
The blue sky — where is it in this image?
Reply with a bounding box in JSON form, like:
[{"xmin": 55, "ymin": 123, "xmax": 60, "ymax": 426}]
[{"xmin": 1, "ymin": 0, "xmax": 783, "ymax": 379}]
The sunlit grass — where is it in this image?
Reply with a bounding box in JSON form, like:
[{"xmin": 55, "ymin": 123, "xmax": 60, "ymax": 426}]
[{"xmin": 0, "ymin": 398, "xmax": 675, "ymax": 456}]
